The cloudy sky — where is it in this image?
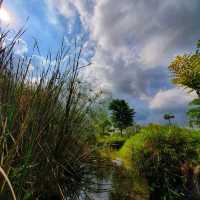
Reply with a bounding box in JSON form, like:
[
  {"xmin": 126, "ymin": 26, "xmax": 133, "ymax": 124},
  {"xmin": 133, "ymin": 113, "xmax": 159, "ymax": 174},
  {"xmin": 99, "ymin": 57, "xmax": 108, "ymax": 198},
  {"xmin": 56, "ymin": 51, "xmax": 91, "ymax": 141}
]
[{"xmin": 1, "ymin": 0, "xmax": 200, "ymax": 124}]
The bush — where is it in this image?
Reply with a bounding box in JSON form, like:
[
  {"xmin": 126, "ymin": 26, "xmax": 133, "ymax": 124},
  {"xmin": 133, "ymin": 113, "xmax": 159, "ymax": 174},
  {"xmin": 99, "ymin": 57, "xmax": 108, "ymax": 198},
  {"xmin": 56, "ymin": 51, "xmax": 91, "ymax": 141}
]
[
  {"xmin": 96, "ymin": 133, "xmax": 126, "ymax": 148},
  {"xmin": 132, "ymin": 125, "xmax": 200, "ymax": 200},
  {"xmin": 125, "ymin": 124, "xmax": 141, "ymax": 137}
]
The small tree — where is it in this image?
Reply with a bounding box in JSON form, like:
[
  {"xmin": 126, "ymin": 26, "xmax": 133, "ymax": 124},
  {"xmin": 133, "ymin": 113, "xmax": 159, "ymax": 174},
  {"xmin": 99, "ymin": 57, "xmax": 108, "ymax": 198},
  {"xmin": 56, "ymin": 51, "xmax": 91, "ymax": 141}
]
[
  {"xmin": 90, "ymin": 101, "xmax": 112, "ymax": 135},
  {"xmin": 109, "ymin": 99, "xmax": 135, "ymax": 135},
  {"xmin": 164, "ymin": 113, "xmax": 175, "ymax": 125},
  {"xmin": 99, "ymin": 119, "xmax": 111, "ymax": 135}
]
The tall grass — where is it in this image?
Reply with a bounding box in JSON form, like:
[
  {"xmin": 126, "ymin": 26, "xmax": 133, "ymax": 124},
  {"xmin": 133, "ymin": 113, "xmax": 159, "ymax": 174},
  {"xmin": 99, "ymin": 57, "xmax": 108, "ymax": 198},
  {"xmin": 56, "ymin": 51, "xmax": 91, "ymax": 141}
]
[
  {"xmin": 0, "ymin": 29, "xmax": 104, "ymax": 199},
  {"xmin": 0, "ymin": 166, "xmax": 16, "ymax": 200}
]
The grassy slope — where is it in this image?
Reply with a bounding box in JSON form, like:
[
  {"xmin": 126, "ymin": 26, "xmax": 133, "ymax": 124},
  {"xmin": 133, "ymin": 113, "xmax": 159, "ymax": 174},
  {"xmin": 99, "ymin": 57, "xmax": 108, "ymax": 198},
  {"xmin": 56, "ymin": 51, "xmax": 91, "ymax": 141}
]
[
  {"xmin": 97, "ymin": 133, "xmax": 150, "ymax": 200},
  {"xmin": 97, "ymin": 125, "xmax": 200, "ymax": 200}
]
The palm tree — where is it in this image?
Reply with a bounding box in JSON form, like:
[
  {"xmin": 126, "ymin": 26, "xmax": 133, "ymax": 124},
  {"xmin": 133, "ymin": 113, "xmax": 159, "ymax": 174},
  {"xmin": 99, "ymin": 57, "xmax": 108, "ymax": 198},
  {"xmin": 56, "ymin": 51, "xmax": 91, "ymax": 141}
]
[{"xmin": 164, "ymin": 113, "xmax": 175, "ymax": 125}]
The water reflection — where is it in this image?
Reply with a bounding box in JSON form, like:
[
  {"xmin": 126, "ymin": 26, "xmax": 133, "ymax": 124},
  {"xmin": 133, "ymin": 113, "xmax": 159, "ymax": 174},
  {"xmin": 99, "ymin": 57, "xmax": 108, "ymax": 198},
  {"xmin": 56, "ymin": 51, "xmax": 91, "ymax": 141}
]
[
  {"xmin": 87, "ymin": 165, "xmax": 147, "ymax": 200},
  {"xmin": 89, "ymin": 179, "xmax": 112, "ymax": 200}
]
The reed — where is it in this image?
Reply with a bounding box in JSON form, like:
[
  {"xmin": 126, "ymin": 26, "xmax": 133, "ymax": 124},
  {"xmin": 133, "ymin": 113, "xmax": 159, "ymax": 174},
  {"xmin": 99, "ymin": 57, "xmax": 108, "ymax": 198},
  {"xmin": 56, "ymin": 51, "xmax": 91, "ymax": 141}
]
[
  {"xmin": 0, "ymin": 166, "xmax": 16, "ymax": 200},
  {"xmin": 0, "ymin": 29, "xmax": 104, "ymax": 199}
]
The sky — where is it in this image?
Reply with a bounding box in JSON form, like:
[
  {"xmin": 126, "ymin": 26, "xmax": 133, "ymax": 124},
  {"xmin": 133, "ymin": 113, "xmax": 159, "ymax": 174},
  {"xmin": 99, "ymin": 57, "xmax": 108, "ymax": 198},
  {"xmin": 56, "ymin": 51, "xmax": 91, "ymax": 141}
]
[{"xmin": 1, "ymin": 0, "xmax": 200, "ymax": 124}]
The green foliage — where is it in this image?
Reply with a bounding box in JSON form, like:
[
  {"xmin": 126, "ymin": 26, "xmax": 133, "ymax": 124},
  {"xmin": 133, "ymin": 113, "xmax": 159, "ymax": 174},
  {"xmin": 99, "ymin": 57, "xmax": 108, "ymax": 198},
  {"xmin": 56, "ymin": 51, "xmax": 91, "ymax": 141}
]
[
  {"xmin": 109, "ymin": 168, "xmax": 136, "ymax": 200},
  {"xmin": 118, "ymin": 136, "xmax": 135, "ymax": 167},
  {"xmin": 96, "ymin": 133, "xmax": 126, "ymax": 146},
  {"xmin": 187, "ymin": 98, "xmax": 200, "ymax": 127},
  {"xmin": 100, "ymin": 119, "xmax": 111, "ymax": 134},
  {"xmin": 125, "ymin": 124, "xmax": 141, "ymax": 137},
  {"xmin": 109, "ymin": 99, "xmax": 135, "ymax": 134},
  {"xmin": 89, "ymin": 103, "xmax": 111, "ymax": 135},
  {"xmin": 0, "ymin": 30, "xmax": 103, "ymax": 199},
  {"xmin": 169, "ymin": 41, "xmax": 200, "ymax": 97},
  {"xmin": 98, "ymin": 125, "xmax": 200, "ymax": 199},
  {"xmin": 132, "ymin": 125, "xmax": 200, "ymax": 200}
]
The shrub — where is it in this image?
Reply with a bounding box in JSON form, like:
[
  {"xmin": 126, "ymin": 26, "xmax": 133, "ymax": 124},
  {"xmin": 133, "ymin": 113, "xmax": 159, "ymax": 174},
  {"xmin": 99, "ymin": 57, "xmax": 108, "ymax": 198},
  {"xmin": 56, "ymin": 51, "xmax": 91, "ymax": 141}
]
[
  {"xmin": 125, "ymin": 124, "xmax": 141, "ymax": 137},
  {"xmin": 132, "ymin": 125, "xmax": 200, "ymax": 200},
  {"xmin": 96, "ymin": 133, "xmax": 126, "ymax": 148},
  {"xmin": 109, "ymin": 167, "xmax": 136, "ymax": 200}
]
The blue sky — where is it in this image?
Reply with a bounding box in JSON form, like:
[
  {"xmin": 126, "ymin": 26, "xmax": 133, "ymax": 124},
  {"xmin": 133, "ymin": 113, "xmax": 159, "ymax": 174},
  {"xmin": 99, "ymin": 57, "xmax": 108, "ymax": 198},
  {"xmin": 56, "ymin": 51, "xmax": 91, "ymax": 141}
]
[{"xmin": 1, "ymin": 0, "xmax": 200, "ymax": 124}]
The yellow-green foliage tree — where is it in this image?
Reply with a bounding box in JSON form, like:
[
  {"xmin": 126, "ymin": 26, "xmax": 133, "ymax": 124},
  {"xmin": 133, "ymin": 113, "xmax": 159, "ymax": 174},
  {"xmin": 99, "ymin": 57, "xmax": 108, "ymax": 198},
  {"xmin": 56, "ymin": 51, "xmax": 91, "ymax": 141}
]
[{"xmin": 169, "ymin": 41, "xmax": 200, "ymax": 97}]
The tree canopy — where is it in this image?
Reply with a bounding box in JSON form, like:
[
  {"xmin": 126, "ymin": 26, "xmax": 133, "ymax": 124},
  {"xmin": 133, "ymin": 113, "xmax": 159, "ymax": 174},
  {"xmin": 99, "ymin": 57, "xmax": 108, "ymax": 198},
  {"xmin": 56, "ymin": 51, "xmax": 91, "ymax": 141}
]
[
  {"xmin": 169, "ymin": 42, "xmax": 200, "ymax": 97},
  {"xmin": 163, "ymin": 113, "xmax": 175, "ymax": 125},
  {"xmin": 109, "ymin": 99, "xmax": 135, "ymax": 135}
]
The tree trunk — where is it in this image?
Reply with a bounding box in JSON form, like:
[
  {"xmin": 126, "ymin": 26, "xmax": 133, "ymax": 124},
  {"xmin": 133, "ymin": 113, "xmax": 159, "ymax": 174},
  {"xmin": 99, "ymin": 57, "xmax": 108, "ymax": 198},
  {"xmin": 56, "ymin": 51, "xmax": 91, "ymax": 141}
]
[
  {"xmin": 102, "ymin": 126, "xmax": 105, "ymax": 135},
  {"xmin": 120, "ymin": 128, "xmax": 123, "ymax": 136}
]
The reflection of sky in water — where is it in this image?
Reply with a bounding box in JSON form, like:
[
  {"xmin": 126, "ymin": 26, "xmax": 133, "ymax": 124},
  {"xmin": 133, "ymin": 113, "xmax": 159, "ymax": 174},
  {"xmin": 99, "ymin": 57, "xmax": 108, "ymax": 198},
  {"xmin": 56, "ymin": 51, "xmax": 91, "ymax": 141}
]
[
  {"xmin": 79, "ymin": 178, "xmax": 112, "ymax": 200},
  {"xmin": 89, "ymin": 179, "xmax": 112, "ymax": 200}
]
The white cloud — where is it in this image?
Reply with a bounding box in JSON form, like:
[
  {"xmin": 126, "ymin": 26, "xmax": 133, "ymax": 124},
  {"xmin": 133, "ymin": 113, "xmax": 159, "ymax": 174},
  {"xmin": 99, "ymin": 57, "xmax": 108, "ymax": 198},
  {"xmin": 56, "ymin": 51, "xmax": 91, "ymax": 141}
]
[
  {"xmin": 78, "ymin": 0, "xmax": 200, "ymax": 98},
  {"xmin": 140, "ymin": 34, "xmax": 175, "ymax": 67},
  {"xmin": 5, "ymin": 37, "xmax": 28, "ymax": 56},
  {"xmin": 149, "ymin": 88, "xmax": 197, "ymax": 110},
  {"xmin": 43, "ymin": 0, "xmax": 200, "ymax": 123},
  {"xmin": 69, "ymin": 0, "xmax": 94, "ymax": 28},
  {"xmin": 45, "ymin": 0, "xmax": 75, "ymax": 19},
  {"xmin": 14, "ymin": 38, "xmax": 28, "ymax": 56}
]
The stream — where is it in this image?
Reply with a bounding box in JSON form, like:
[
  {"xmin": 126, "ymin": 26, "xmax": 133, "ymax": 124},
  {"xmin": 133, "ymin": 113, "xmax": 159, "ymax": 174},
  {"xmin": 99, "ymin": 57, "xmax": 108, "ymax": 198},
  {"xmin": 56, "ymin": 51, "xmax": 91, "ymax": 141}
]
[{"xmin": 84, "ymin": 158, "xmax": 148, "ymax": 200}]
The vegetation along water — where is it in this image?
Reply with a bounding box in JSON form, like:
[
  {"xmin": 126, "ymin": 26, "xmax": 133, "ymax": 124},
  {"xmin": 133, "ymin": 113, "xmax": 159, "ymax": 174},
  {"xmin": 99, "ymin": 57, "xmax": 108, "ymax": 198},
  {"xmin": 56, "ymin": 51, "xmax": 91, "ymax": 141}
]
[{"xmin": 1, "ymin": 0, "xmax": 200, "ymax": 199}]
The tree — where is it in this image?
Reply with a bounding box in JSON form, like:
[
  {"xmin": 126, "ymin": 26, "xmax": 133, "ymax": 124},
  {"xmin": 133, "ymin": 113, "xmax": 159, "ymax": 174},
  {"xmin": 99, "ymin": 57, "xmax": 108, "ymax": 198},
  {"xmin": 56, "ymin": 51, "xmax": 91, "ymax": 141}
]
[
  {"xmin": 109, "ymin": 99, "xmax": 135, "ymax": 135},
  {"xmin": 163, "ymin": 113, "xmax": 175, "ymax": 125},
  {"xmin": 169, "ymin": 41, "xmax": 200, "ymax": 98},
  {"xmin": 187, "ymin": 98, "xmax": 200, "ymax": 127},
  {"xmin": 100, "ymin": 119, "xmax": 111, "ymax": 135},
  {"xmin": 89, "ymin": 101, "xmax": 111, "ymax": 135}
]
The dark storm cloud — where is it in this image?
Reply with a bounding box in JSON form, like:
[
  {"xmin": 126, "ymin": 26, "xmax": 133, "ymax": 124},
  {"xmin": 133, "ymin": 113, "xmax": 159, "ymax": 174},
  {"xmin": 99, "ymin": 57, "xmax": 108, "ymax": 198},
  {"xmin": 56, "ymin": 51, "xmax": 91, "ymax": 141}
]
[
  {"xmin": 45, "ymin": 0, "xmax": 200, "ymax": 99},
  {"xmin": 41, "ymin": 0, "xmax": 200, "ymax": 123}
]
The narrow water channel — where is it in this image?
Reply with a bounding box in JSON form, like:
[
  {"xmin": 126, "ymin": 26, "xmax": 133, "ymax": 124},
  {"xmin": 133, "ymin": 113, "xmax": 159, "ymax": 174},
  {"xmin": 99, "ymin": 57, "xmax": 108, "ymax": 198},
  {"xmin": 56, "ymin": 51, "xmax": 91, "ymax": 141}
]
[{"xmin": 85, "ymin": 164, "xmax": 148, "ymax": 200}]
